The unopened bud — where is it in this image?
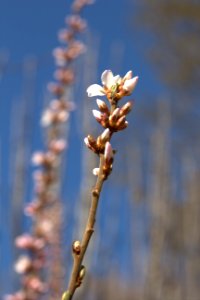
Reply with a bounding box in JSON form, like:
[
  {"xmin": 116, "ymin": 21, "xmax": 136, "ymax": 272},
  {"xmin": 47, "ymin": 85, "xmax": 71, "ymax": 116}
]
[
  {"xmin": 100, "ymin": 128, "xmax": 110, "ymax": 143},
  {"xmin": 48, "ymin": 82, "xmax": 65, "ymax": 96},
  {"xmin": 96, "ymin": 99, "xmax": 109, "ymax": 113},
  {"xmin": 32, "ymin": 152, "xmax": 45, "ymax": 166},
  {"xmin": 120, "ymin": 101, "xmax": 132, "ymax": 116},
  {"xmin": 84, "ymin": 136, "xmax": 97, "ymax": 152},
  {"xmin": 41, "ymin": 109, "xmax": 54, "ymax": 127},
  {"xmin": 119, "ymin": 120, "xmax": 129, "ymax": 130},
  {"xmin": 123, "ymin": 76, "xmax": 138, "ymax": 94},
  {"xmin": 92, "ymin": 168, "xmax": 100, "ymax": 176},
  {"xmin": 57, "ymin": 110, "xmax": 69, "ymax": 123},
  {"xmin": 123, "ymin": 70, "xmax": 133, "ymax": 81},
  {"xmin": 92, "ymin": 109, "xmax": 102, "ymax": 122},
  {"xmin": 116, "ymin": 116, "xmax": 126, "ymax": 128},
  {"xmin": 109, "ymin": 108, "xmax": 120, "ymax": 126},
  {"xmin": 14, "ymin": 256, "xmax": 32, "ymax": 274},
  {"xmin": 79, "ymin": 265, "xmax": 86, "ymax": 281},
  {"xmin": 72, "ymin": 241, "xmax": 81, "ymax": 255},
  {"xmin": 62, "ymin": 291, "xmax": 70, "ymax": 300},
  {"xmin": 104, "ymin": 142, "xmax": 113, "ymax": 163},
  {"xmin": 49, "ymin": 139, "xmax": 67, "ymax": 154},
  {"xmin": 112, "ymin": 108, "xmax": 120, "ymax": 119}
]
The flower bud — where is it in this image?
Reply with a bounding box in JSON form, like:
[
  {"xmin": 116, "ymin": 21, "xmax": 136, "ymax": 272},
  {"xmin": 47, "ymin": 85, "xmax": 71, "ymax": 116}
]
[
  {"xmin": 49, "ymin": 139, "xmax": 67, "ymax": 154},
  {"xmin": 84, "ymin": 136, "xmax": 97, "ymax": 152},
  {"xmin": 48, "ymin": 82, "xmax": 65, "ymax": 95},
  {"xmin": 119, "ymin": 120, "xmax": 128, "ymax": 130},
  {"xmin": 92, "ymin": 109, "xmax": 102, "ymax": 122},
  {"xmin": 62, "ymin": 291, "xmax": 70, "ymax": 300},
  {"xmin": 41, "ymin": 109, "xmax": 54, "ymax": 127},
  {"xmin": 14, "ymin": 256, "xmax": 32, "ymax": 274},
  {"xmin": 96, "ymin": 99, "xmax": 109, "ymax": 114},
  {"xmin": 57, "ymin": 110, "xmax": 69, "ymax": 123},
  {"xmin": 58, "ymin": 29, "xmax": 73, "ymax": 42},
  {"xmin": 116, "ymin": 115, "xmax": 126, "ymax": 128},
  {"xmin": 123, "ymin": 76, "xmax": 138, "ymax": 94},
  {"xmin": 109, "ymin": 108, "xmax": 120, "ymax": 126},
  {"xmin": 27, "ymin": 277, "xmax": 48, "ymax": 293},
  {"xmin": 104, "ymin": 142, "xmax": 113, "ymax": 164},
  {"xmin": 92, "ymin": 168, "xmax": 100, "ymax": 176},
  {"xmin": 119, "ymin": 101, "xmax": 132, "ymax": 116},
  {"xmin": 79, "ymin": 265, "xmax": 86, "ymax": 281},
  {"xmin": 72, "ymin": 241, "xmax": 81, "ymax": 255},
  {"xmin": 100, "ymin": 128, "xmax": 110, "ymax": 143},
  {"xmin": 123, "ymin": 70, "xmax": 132, "ymax": 81},
  {"xmin": 32, "ymin": 152, "xmax": 45, "ymax": 166}
]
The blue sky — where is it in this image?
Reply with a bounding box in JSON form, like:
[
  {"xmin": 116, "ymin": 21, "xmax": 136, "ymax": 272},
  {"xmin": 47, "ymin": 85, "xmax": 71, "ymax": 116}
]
[
  {"xmin": 0, "ymin": 0, "xmax": 164, "ymax": 295},
  {"xmin": 0, "ymin": 1, "xmax": 199, "ymax": 298}
]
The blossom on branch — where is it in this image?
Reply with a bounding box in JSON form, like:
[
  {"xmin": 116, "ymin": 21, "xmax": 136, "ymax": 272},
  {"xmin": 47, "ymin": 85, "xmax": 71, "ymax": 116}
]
[{"xmin": 86, "ymin": 70, "xmax": 138, "ymax": 99}]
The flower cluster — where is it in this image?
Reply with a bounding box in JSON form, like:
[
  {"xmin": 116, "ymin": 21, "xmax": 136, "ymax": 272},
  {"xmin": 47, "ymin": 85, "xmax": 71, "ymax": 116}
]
[
  {"xmin": 85, "ymin": 70, "xmax": 138, "ymax": 179},
  {"xmin": 87, "ymin": 69, "xmax": 138, "ymax": 100},
  {"xmin": 5, "ymin": 1, "xmax": 93, "ymax": 300}
]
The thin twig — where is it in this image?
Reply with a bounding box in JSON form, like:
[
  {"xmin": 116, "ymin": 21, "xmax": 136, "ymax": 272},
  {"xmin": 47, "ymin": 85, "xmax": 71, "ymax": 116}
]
[{"xmin": 67, "ymin": 153, "xmax": 105, "ymax": 299}]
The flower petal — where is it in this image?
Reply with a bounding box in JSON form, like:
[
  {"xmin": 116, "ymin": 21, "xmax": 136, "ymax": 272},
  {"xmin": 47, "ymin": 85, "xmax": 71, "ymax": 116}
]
[
  {"xmin": 86, "ymin": 84, "xmax": 105, "ymax": 97},
  {"xmin": 113, "ymin": 75, "xmax": 121, "ymax": 84},
  {"xmin": 123, "ymin": 76, "xmax": 138, "ymax": 94},
  {"xmin": 123, "ymin": 70, "xmax": 132, "ymax": 80},
  {"xmin": 101, "ymin": 70, "xmax": 114, "ymax": 88}
]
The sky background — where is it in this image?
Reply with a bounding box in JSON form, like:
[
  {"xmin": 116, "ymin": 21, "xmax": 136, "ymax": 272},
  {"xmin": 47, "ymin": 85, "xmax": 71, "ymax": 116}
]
[
  {"xmin": 1, "ymin": 0, "xmax": 199, "ymax": 298},
  {"xmin": 0, "ymin": 0, "xmax": 152, "ymax": 295}
]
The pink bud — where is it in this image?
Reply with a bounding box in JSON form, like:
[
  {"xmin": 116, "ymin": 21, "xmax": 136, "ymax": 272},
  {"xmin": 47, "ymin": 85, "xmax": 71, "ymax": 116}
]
[
  {"xmin": 96, "ymin": 99, "xmax": 109, "ymax": 113},
  {"xmin": 33, "ymin": 238, "xmax": 46, "ymax": 250},
  {"xmin": 24, "ymin": 201, "xmax": 40, "ymax": 217},
  {"xmin": 58, "ymin": 29, "xmax": 73, "ymax": 42},
  {"xmin": 50, "ymin": 139, "xmax": 67, "ymax": 153},
  {"xmin": 14, "ymin": 255, "xmax": 32, "ymax": 274},
  {"xmin": 28, "ymin": 277, "xmax": 48, "ymax": 293},
  {"xmin": 100, "ymin": 128, "xmax": 110, "ymax": 142},
  {"xmin": 57, "ymin": 110, "xmax": 69, "ymax": 122},
  {"xmin": 111, "ymin": 108, "xmax": 120, "ymax": 119},
  {"xmin": 104, "ymin": 142, "xmax": 113, "ymax": 163},
  {"xmin": 92, "ymin": 109, "xmax": 102, "ymax": 122},
  {"xmin": 15, "ymin": 234, "xmax": 34, "ymax": 249},
  {"xmin": 38, "ymin": 220, "xmax": 53, "ymax": 238},
  {"xmin": 41, "ymin": 109, "xmax": 54, "ymax": 127},
  {"xmin": 32, "ymin": 152, "xmax": 45, "ymax": 166}
]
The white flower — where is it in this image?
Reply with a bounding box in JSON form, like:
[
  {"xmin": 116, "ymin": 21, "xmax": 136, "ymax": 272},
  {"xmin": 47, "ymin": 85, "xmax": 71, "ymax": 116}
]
[
  {"xmin": 87, "ymin": 84, "xmax": 105, "ymax": 97},
  {"xmin": 86, "ymin": 69, "xmax": 138, "ymax": 98},
  {"xmin": 87, "ymin": 70, "xmax": 121, "ymax": 97},
  {"xmin": 101, "ymin": 70, "xmax": 121, "ymax": 89}
]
